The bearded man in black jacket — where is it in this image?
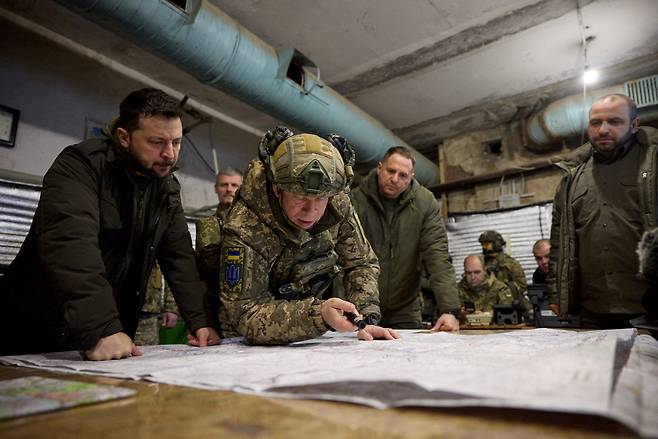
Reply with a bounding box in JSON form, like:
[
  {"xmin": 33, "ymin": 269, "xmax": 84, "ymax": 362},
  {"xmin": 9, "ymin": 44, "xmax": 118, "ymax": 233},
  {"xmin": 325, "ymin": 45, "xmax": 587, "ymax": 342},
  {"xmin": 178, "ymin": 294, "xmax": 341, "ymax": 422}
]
[{"xmin": 1, "ymin": 88, "xmax": 220, "ymax": 360}]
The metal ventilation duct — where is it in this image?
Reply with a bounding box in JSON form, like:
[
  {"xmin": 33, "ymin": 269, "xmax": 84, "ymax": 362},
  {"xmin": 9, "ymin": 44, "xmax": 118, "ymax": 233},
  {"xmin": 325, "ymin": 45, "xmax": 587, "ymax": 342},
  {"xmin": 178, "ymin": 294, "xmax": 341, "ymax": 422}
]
[
  {"xmin": 527, "ymin": 76, "xmax": 658, "ymax": 146},
  {"xmin": 53, "ymin": 0, "xmax": 440, "ymax": 186},
  {"xmin": 526, "ymin": 86, "xmax": 622, "ymax": 146}
]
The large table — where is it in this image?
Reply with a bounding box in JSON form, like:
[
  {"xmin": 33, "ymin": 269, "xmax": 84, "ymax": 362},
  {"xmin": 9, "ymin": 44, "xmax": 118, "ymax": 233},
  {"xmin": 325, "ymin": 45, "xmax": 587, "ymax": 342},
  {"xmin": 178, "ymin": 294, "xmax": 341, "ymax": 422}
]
[{"xmin": 0, "ymin": 336, "xmax": 641, "ymax": 439}]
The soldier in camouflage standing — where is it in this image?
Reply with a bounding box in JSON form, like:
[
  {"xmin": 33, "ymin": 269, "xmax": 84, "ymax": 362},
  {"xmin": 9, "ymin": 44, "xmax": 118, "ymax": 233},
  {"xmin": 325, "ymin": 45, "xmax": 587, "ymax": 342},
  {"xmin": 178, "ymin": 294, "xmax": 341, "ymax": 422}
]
[
  {"xmin": 478, "ymin": 230, "xmax": 530, "ymax": 314},
  {"xmin": 457, "ymin": 255, "xmax": 514, "ymax": 316},
  {"xmin": 134, "ymin": 262, "xmax": 179, "ymax": 345},
  {"xmin": 219, "ymin": 127, "xmax": 399, "ymax": 345},
  {"xmin": 195, "ymin": 168, "xmax": 243, "ymax": 333},
  {"xmin": 213, "ymin": 167, "xmax": 243, "ymax": 222}
]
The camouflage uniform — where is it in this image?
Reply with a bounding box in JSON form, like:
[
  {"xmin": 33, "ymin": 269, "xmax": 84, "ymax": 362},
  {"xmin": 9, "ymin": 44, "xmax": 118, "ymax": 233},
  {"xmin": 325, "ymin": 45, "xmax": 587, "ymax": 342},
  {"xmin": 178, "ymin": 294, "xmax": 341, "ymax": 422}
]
[
  {"xmin": 457, "ymin": 273, "xmax": 514, "ymax": 313},
  {"xmin": 196, "ymin": 211, "xmax": 241, "ymax": 337},
  {"xmin": 484, "ymin": 252, "xmax": 530, "ymax": 313},
  {"xmin": 220, "ymin": 159, "xmax": 381, "ymax": 345},
  {"xmin": 216, "ymin": 204, "xmax": 231, "ymax": 222},
  {"xmin": 196, "ymin": 214, "xmax": 222, "ymax": 279},
  {"xmin": 195, "ymin": 205, "xmax": 229, "ymax": 277},
  {"xmin": 134, "ymin": 262, "xmax": 178, "ymax": 345}
]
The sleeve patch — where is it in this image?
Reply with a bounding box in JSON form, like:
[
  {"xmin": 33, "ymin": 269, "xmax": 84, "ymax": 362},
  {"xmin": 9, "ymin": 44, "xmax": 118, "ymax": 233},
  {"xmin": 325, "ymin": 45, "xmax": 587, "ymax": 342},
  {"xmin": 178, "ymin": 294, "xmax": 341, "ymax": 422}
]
[{"xmin": 223, "ymin": 246, "xmax": 245, "ymax": 291}]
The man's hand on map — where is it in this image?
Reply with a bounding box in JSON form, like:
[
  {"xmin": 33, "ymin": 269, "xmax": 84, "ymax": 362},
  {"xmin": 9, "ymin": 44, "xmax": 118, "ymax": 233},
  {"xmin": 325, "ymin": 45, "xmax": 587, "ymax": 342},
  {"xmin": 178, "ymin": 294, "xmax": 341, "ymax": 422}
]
[
  {"xmin": 357, "ymin": 325, "xmax": 400, "ymax": 341},
  {"xmin": 84, "ymin": 332, "xmax": 142, "ymax": 361},
  {"xmin": 431, "ymin": 313, "xmax": 460, "ymax": 332},
  {"xmin": 320, "ymin": 298, "xmax": 360, "ymax": 332},
  {"xmin": 161, "ymin": 312, "xmax": 178, "ymax": 328},
  {"xmin": 187, "ymin": 327, "xmax": 221, "ymax": 347}
]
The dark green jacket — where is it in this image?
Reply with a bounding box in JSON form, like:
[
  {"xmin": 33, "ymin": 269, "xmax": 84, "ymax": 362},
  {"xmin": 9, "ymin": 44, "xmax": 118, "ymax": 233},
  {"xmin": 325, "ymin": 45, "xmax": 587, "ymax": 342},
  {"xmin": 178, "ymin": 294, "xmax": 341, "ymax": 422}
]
[
  {"xmin": 1, "ymin": 138, "xmax": 216, "ymax": 354},
  {"xmin": 549, "ymin": 127, "xmax": 658, "ymax": 315},
  {"xmin": 351, "ymin": 170, "xmax": 460, "ymax": 327}
]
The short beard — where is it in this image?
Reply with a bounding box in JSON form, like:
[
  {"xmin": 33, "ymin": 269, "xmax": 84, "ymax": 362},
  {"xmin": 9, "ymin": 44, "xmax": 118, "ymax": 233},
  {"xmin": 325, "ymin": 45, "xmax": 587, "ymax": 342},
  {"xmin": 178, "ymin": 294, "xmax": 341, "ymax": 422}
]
[{"xmin": 592, "ymin": 128, "xmax": 635, "ymax": 157}]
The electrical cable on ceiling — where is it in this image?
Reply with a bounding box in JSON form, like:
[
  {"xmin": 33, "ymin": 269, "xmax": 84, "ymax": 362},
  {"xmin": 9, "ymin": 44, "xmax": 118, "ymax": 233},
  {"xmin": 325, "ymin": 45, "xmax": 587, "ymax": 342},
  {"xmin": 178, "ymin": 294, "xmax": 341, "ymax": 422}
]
[
  {"xmin": 209, "ymin": 122, "xmax": 219, "ymax": 174},
  {"xmin": 576, "ymin": 0, "xmax": 591, "ymax": 146}
]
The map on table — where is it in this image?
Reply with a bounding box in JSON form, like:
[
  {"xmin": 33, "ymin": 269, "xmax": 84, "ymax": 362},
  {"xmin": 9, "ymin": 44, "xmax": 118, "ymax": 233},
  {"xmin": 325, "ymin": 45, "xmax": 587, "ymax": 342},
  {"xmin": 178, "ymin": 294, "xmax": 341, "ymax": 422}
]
[
  {"xmin": 1, "ymin": 329, "xmax": 656, "ymax": 438},
  {"xmin": 0, "ymin": 376, "xmax": 136, "ymax": 420}
]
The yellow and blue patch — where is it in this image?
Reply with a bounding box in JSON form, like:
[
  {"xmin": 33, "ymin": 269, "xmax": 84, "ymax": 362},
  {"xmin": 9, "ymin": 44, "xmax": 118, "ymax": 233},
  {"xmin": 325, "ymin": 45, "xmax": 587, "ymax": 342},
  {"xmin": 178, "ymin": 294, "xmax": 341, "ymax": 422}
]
[{"xmin": 223, "ymin": 246, "xmax": 244, "ymax": 291}]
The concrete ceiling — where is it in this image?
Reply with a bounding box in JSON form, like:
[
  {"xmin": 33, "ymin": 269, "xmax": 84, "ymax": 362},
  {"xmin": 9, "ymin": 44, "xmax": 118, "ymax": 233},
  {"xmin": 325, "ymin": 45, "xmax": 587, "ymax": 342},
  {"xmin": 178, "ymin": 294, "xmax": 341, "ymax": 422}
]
[{"xmin": 3, "ymin": 0, "xmax": 658, "ymax": 162}]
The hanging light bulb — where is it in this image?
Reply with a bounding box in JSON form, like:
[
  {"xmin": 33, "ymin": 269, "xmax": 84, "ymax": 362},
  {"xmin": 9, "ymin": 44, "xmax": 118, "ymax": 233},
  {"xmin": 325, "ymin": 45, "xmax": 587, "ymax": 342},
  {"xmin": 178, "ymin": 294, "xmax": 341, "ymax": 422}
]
[{"xmin": 583, "ymin": 67, "xmax": 599, "ymax": 85}]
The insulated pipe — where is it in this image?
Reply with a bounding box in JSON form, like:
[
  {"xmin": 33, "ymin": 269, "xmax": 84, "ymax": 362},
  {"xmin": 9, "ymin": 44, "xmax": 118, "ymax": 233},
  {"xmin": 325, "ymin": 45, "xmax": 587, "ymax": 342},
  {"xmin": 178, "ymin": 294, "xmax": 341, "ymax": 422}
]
[
  {"xmin": 0, "ymin": 6, "xmax": 264, "ymax": 139},
  {"xmin": 526, "ymin": 86, "xmax": 623, "ymax": 145},
  {"xmin": 54, "ymin": 0, "xmax": 440, "ymax": 186}
]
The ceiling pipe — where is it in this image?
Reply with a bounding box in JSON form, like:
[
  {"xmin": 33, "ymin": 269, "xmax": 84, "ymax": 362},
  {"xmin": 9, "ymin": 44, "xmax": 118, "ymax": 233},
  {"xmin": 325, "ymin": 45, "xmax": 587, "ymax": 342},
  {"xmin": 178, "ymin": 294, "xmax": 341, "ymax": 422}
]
[
  {"xmin": 53, "ymin": 0, "xmax": 440, "ymax": 186},
  {"xmin": 525, "ymin": 86, "xmax": 623, "ymax": 147},
  {"xmin": 0, "ymin": 6, "xmax": 264, "ymax": 139}
]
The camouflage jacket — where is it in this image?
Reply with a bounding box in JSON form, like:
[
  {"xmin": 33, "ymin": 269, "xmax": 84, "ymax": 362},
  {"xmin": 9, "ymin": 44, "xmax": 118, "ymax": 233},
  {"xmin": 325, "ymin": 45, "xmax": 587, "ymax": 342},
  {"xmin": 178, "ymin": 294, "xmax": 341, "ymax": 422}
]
[
  {"xmin": 220, "ymin": 160, "xmax": 381, "ymax": 345},
  {"xmin": 142, "ymin": 262, "xmax": 177, "ymax": 314},
  {"xmin": 195, "ymin": 204, "xmax": 230, "ymax": 280},
  {"xmin": 484, "ymin": 253, "xmax": 527, "ymax": 295},
  {"xmin": 457, "ymin": 273, "xmax": 514, "ymax": 313},
  {"xmin": 216, "ymin": 204, "xmax": 231, "ymax": 222},
  {"xmin": 195, "ymin": 214, "xmax": 222, "ymax": 292}
]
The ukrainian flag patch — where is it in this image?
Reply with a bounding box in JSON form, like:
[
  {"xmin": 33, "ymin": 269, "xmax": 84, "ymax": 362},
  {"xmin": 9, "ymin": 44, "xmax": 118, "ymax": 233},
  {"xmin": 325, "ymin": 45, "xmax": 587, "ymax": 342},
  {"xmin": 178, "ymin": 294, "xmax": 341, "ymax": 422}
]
[{"xmin": 223, "ymin": 246, "xmax": 244, "ymax": 291}]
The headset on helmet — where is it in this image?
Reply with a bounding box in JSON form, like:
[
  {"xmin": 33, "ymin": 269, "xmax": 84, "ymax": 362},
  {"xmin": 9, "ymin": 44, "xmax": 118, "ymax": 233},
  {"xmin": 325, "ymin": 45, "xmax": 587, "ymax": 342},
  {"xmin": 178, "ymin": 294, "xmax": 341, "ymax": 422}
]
[{"xmin": 258, "ymin": 126, "xmax": 355, "ymax": 196}]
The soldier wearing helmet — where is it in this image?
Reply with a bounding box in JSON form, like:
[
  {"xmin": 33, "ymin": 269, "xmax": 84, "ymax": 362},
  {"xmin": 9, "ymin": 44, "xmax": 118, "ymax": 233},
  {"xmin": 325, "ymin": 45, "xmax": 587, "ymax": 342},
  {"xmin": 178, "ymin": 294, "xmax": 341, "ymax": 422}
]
[
  {"xmin": 218, "ymin": 127, "xmax": 399, "ymax": 345},
  {"xmin": 478, "ymin": 230, "xmax": 530, "ymax": 315}
]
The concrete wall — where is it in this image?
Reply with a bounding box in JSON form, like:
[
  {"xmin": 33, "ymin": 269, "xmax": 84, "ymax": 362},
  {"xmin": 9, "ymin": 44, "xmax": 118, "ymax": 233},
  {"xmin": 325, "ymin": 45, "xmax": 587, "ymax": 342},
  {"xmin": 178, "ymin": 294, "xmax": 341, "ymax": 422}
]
[
  {"xmin": 442, "ymin": 121, "xmax": 565, "ymax": 213},
  {"xmin": 0, "ymin": 20, "xmax": 258, "ymax": 210}
]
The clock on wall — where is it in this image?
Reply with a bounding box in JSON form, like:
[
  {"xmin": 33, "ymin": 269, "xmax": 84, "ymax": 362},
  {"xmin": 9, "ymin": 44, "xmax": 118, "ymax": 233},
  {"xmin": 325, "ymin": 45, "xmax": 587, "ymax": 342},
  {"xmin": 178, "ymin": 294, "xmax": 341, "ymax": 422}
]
[{"xmin": 0, "ymin": 104, "xmax": 20, "ymax": 148}]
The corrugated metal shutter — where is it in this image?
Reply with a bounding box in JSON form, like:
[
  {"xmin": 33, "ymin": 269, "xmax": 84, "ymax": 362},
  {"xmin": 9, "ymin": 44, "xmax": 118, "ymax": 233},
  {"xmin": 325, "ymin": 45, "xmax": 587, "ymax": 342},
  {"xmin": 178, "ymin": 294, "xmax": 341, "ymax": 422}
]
[
  {"xmin": 0, "ymin": 177, "xmax": 200, "ymax": 269},
  {"xmin": 446, "ymin": 203, "xmax": 553, "ymax": 283},
  {"xmin": 0, "ymin": 178, "xmax": 41, "ymax": 267}
]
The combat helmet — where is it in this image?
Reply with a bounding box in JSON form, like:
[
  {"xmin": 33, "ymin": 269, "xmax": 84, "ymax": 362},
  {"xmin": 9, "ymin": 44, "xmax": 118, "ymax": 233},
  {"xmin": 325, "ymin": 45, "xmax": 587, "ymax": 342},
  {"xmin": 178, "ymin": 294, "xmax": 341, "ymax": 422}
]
[
  {"xmin": 258, "ymin": 126, "xmax": 355, "ymax": 197},
  {"xmin": 478, "ymin": 230, "xmax": 506, "ymax": 252}
]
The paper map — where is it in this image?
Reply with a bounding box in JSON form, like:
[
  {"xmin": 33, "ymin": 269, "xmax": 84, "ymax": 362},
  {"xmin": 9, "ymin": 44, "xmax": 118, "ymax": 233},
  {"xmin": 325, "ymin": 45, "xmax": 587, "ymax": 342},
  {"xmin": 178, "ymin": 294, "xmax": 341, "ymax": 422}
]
[
  {"xmin": 1, "ymin": 329, "xmax": 656, "ymax": 437},
  {"xmin": 0, "ymin": 376, "xmax": 135, "ymax": 420}
]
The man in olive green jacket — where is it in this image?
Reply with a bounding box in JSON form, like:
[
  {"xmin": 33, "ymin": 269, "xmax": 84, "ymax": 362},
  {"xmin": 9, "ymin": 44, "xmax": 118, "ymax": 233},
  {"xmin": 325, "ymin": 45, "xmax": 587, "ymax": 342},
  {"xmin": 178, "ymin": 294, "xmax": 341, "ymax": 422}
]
[
  {"xmin": 550, "ymin": 94, "xmax": 657, "ymax": 329},
  {"xmin": 351, "ymin": 146, "xmax": 461, "ymax": 330}
]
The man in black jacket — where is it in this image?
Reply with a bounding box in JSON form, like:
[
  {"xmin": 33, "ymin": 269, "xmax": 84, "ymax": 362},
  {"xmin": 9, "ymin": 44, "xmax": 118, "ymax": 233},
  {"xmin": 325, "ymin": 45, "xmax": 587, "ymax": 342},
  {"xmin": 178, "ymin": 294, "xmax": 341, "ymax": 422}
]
[{"xmin": 1, "ymin": 88, "xmax": 220, "ymax": 360}]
